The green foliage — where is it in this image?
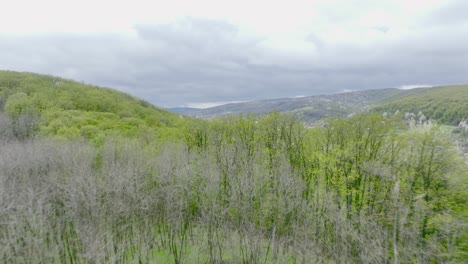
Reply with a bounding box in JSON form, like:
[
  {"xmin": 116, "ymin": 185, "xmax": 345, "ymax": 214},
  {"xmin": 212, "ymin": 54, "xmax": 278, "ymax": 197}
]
[
  {"xmin": 0, "ymin": 70, "xmax": 191, "ymax": 143},
  {"xmin": 4, "ymin": 92, "xmax": 33, "ymax": 115}
]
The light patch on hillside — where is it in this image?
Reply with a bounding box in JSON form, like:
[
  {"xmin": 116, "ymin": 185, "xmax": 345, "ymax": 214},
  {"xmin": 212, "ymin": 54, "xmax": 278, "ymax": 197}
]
[
  {"xmin": 341, "ymin": 89, "xmax": 356, "ymax": 93},
  {"xmin": 398, "ymin": 84, "xmax": 433, "ymax": 90}
]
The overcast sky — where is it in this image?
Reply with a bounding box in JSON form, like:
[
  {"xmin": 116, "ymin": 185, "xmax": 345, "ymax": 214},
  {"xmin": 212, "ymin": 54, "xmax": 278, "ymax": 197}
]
[{"xmin": 1, "ymin": 0, "xmax": 467, "ymax": 108}]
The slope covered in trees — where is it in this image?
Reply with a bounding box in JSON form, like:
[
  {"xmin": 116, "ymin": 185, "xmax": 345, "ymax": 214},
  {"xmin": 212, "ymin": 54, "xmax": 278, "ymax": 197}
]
[
  {"xmin": 0, "ymin": 71, "xmax": 190, "ymax": 143},
  {"xmin": 373, "ymin": 85, "xmax": 468, "ymax": 125}
]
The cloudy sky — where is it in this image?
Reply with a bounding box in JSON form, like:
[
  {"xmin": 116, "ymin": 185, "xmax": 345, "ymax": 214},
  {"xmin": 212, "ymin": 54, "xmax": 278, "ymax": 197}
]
[{"xmin": 1, "ymin": 0, "xmax": 467, "ymax": 108}]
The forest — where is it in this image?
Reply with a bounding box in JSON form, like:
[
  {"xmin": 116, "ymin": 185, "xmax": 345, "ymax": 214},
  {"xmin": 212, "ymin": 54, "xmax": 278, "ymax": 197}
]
[{"xmin": 1, "ymin": 71, "xmax": 467, "ymax": 263}]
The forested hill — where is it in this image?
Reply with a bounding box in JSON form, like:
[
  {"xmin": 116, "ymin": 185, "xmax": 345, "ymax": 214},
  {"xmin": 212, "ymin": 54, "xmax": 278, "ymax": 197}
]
[
  {"xmin": 0, "ymin": 71, "xmax": 189, "ymax": 142},
  {"xmin": 172, "ymin": 85, "xmax": 468, "ymax": 125},
  {"xmin": 373, "ymin": 85, "xmax": 468, "ymax": 125}
]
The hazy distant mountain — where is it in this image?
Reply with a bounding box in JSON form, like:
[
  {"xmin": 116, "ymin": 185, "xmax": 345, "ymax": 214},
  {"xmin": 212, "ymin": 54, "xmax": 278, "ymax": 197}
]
[{"xmin": 169, "ymin": 85, "xmax": 468, "ymax": 125}]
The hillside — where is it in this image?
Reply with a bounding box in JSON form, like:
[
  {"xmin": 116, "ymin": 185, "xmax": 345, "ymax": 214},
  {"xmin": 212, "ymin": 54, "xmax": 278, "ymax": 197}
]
[
  {"xmin": 0, "ymin": 71, "xmax": 189, "ymax": 142},
  {"xmin": 373, "ymin": 85, "xmax": 468, "ymax": 125},
  {"xmin": 171, "ymin": 85, "xmax": 468, "ymax": 125}
]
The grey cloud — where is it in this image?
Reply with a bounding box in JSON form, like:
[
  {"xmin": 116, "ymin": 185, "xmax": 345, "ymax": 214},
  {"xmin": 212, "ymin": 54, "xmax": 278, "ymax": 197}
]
[
  {"xmin": 423, "ymin": 0, "xmax": 468, "ymax": 27},
  {"xmin": 0, "ymin": 17, "xmax": 467, "ymax": 107},
  {"xmin": 305, "ymin": 34, "xmax": 324, "ymax": 50},
  {"xmin": 371, "ymin": 26, "xmax": 389, "ymax": 34}
]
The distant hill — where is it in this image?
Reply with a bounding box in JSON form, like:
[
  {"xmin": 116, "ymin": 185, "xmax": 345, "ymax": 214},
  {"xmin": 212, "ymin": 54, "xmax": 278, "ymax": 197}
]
[
  {"xmin": 170, "ymin": 85, "xmax": 468, "ymax": 125},
  {"xmin": 168, "ymin": 88, "xmax": 403, "ymax": 123},
  {"xmin": 167, "ymin": 107, "xmax": 202, "ymax": 115},
  {"xmin": 0, "ymin": 71, "xmax": 189, "ymax": 142}
]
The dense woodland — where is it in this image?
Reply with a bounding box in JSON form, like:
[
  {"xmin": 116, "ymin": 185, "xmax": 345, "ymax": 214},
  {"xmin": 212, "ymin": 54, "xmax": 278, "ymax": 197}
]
[{"xmin": 0, "ymin": 72, "xmax": 467, "ymax": 263}]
